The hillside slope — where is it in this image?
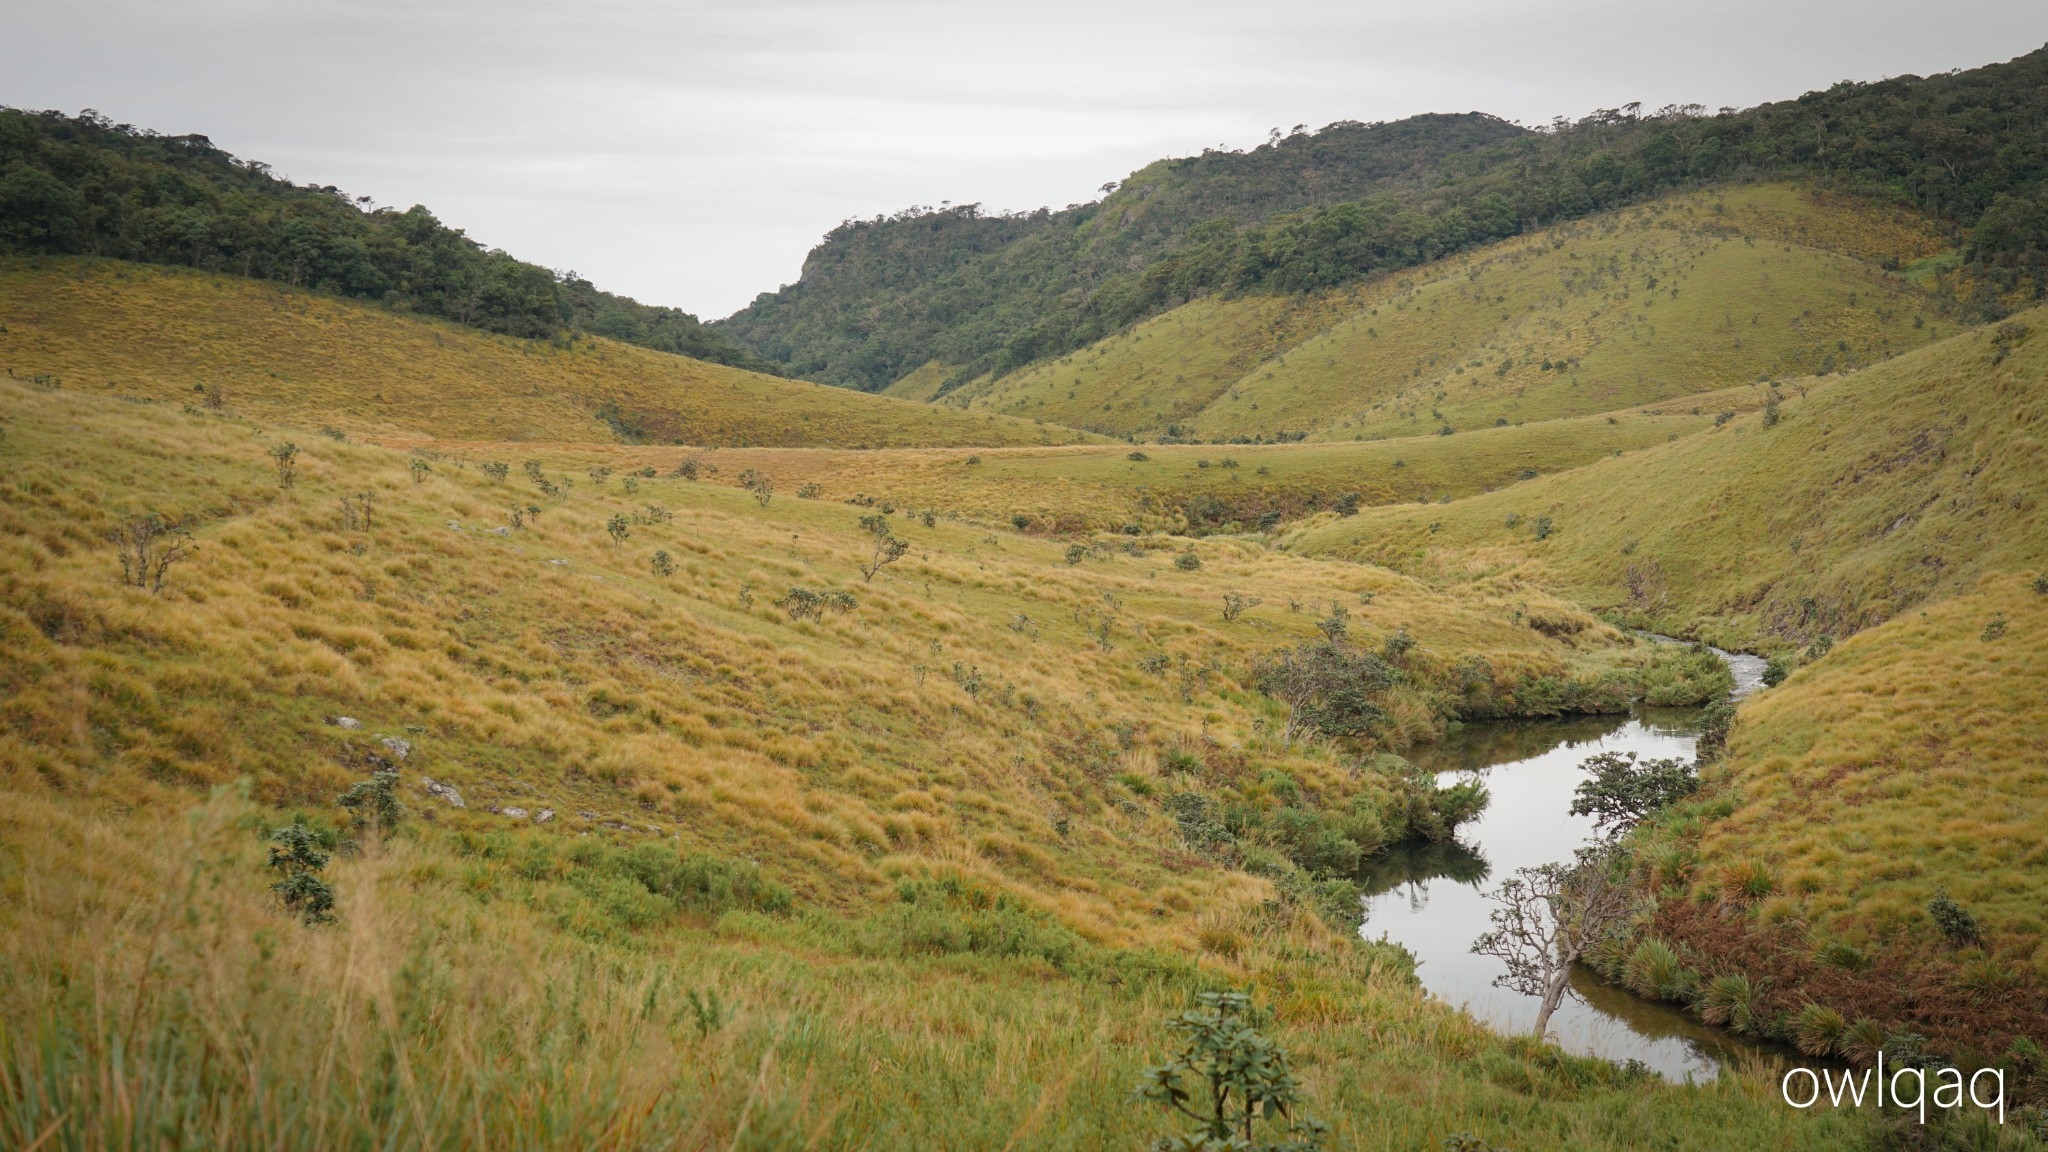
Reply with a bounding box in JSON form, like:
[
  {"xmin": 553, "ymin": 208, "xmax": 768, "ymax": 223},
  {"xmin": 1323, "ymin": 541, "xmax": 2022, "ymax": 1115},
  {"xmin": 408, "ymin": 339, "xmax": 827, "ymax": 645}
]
[
  {"xmin": 1293, "ymin": 307, "xmax": 2048, "ymax": 647},
  {"xmin": 948, "ymin": 185, "xmax": 1950, "ymax": 442},
  {"xmin": 0, "ymin": 377, "xmax": 1874, "ymax": 1148},
  {"xmin": 0, "ymin": 258, "xmax": 1097, "ymax": 448},
  {"xmin": 0, "ymin": 107, "xmax": 773, "ymax": 370},
  {"xmin": 722, "ymin": 46, "xmax": 2048, "ymax": 390}
]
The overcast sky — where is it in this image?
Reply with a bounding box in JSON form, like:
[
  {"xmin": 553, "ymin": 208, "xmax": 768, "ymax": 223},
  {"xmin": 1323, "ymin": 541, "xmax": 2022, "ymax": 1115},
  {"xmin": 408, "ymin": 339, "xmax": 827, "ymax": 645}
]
[{"xmin": 5, "ymin": 1, "xmax": 2043, "ymax": 319}]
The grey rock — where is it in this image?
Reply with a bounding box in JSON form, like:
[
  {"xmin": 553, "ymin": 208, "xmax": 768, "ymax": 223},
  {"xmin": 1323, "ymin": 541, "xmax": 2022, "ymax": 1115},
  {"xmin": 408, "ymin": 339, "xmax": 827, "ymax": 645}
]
[
  {"xmin": 447, "ymin": 520, "xmax": 462, "ymax": 531},
  {"xmin": 500, "ymin": 807, "xmax": 529, "ymax": 819},
  {"xmin": 330, "ymin": 716, "xmax": 363, "ymax": 730},
  {"xmin": 492, "ymin": 526, "xmax": 511, "ymax": 536},
  {"xmin": 421, "ymin": 777, "xmax": 464, "ymax": 808},
  {"xmin": 535, "ymin": 809, "xmax": 555, "ymax": 823},
  {"xmin": 378, "ymin": 736, "xmax": 411, "ymax": 761}
]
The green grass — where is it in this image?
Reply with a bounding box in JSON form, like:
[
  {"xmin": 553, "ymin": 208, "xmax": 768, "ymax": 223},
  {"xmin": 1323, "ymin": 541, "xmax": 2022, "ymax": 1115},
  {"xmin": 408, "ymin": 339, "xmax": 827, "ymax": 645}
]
[
  {"xmin": 1293, "ymin": 305, "xmax": 2048, "ymax": 648},
  {"xmin": 0, "ymin": 257, "xmax": 1101, "ymax": 449},
  {"xmin": 941, "ymin": 185, "xmax": 1950, "ymax": 444}
]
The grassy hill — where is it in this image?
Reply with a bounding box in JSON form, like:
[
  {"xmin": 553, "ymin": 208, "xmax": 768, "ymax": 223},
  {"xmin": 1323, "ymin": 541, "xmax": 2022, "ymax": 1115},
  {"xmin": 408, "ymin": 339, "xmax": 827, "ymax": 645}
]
[
  {"xmin": 1290, "ymin": 309, "xmax": 2048, "ymax": 1067},
  {"xmin": 946, "ymin": 185, "xmax": 1951, "ymax": 442},
  {"xmin": 0, "ymin": 258, "xmax": 1096, "ymax": 448},
  {"xmin": 0, "ymin": 373, "xmax": 1875, "ymax": 1148},
  {"xmin": 428, "ymin": 390, "xmax": 1755, "ymax": 536},
  {"xmin": 1292, "ymin": 305, "xmax": 2048, "ymax": 647}
]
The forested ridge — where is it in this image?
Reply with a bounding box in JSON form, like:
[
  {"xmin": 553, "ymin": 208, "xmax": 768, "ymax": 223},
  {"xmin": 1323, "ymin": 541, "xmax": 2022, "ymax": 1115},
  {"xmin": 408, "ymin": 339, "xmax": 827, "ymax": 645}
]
[
  {"xmin": 719, "ymin": 45, "xmax": 2048, "ymax": 392},
  {"xmin": 0, "ymin": 107, "xmax": 776, "ymax": 373}
]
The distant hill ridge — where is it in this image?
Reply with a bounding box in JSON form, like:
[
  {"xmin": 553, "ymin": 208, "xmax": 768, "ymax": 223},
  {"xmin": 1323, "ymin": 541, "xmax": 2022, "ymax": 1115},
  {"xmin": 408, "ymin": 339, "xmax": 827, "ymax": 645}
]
[
  {"xmin": 0, "ymin": 107, "xmax": 773, "ymax": 373},
  {"xmin": 719, "ymin": 45, "xmax": 2048, "ymax": 392}
]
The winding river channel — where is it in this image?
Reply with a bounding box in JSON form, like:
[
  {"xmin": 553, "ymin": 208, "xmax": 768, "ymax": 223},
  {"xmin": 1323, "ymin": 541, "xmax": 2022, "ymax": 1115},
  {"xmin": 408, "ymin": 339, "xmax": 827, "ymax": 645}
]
[{"xmin": 1359, "ymin": 645, "xmax": 1770, "ymax": 1081}]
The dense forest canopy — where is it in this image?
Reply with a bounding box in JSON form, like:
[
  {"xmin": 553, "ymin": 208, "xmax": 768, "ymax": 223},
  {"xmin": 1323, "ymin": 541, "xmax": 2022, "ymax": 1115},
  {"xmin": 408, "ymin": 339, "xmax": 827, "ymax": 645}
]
[
  {"xmin": 718, "ymin": 46, "xmax": 2048, "ymax": 393},
  {"xmin": 0, "ymin": 107, "xmax": 776, "ymax": 373}
]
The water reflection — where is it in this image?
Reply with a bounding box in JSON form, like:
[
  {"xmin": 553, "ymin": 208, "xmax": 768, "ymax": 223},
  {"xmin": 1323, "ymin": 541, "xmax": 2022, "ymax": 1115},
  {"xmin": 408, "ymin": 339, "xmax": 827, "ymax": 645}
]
[{"xmin": 1358, "ymin": 713, "xmax": 1751, "ymax": 1081}]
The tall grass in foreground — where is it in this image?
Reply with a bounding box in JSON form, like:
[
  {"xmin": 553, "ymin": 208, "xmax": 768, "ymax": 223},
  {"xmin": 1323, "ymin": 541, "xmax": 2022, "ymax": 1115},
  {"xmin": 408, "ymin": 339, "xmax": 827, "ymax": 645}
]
[{"xmin": 0, "ymin": 787, "xmax": 1876, "ymax": 1151}]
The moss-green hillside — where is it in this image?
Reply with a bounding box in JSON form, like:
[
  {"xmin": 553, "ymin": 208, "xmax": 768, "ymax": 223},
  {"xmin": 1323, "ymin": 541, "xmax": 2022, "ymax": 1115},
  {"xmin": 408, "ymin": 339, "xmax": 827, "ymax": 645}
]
[
  {"xmin": 1292, "ymin": 306, "xmax": 2048, "ymax": 648},
  {"xmin": 0, "ymin": 258, "xmax": 1099, "ymax": 449},
  {"xmin": 948, "ymin": 185, "xmax": 1951, "ymax": 443}
]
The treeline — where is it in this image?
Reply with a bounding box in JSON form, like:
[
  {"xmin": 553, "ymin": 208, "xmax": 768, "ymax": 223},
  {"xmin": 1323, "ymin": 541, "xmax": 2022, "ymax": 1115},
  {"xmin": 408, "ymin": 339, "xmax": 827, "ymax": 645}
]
[
  {"xmin": 722, "ymin": 45, "xmax": 2048, "ymax": 392},
  {"xmin": 0, "ymin": 108, "xmax": 774, "ymax": 373}
]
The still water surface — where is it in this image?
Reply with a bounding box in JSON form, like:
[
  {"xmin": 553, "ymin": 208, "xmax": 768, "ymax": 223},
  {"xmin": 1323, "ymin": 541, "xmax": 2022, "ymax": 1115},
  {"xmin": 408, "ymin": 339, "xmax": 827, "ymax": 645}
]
[{"xmin": 1358, "ymin": 647, "xmax": 1768, "ymax": 1081}]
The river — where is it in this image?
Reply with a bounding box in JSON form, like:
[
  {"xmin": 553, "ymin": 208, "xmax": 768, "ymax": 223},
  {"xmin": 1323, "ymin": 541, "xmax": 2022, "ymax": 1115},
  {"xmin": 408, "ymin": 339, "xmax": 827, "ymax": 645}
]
[{"xmin": 1358, "ymin": 645, "xmax": 1769, "ymax": 1081}]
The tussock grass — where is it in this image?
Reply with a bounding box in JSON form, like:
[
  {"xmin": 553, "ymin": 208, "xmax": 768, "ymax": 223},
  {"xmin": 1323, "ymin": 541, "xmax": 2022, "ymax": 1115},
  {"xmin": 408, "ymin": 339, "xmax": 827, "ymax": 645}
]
[
  {"xmin": 0, "ymin": 257, "xmax": 1097, "ymax": 449},
  {"xmin": 0, "ymin": 375, "xmax": 1875, "ymax": 1147}
]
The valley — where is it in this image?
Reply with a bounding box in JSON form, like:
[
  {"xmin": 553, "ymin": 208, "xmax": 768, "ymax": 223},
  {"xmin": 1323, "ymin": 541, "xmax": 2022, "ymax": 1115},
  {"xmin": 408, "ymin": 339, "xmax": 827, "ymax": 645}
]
[{"xmin": 4, "ymin": 41, "xmax": 2048, "ymax": 1151}]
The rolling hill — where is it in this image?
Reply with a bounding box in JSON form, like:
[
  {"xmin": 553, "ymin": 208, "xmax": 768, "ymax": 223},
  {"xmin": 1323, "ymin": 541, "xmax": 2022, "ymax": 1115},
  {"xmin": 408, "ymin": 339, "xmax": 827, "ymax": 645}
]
[
  {"xmin": 719, "ymin": 45, "xmax": 2048, "ymax": 392},
  {"xmin": 1290, "ymin": 308, "xmax": 2048, "ymax": 1062},
  {"xmin": 944, "ymin": 184, "xmax": 1951, "ymax": 442},
  {"xmin": 0, "ymin": 258, "xmax": 1098, "ymax": 448},
  {"xmin": 0, "ymin": 372, "xmax": 1858, "ymax": 1148}
]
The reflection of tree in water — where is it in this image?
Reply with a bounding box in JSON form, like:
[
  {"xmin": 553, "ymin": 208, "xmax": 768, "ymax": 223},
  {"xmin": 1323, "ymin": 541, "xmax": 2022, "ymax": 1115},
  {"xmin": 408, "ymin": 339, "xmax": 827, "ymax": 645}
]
[
  {"xmin": 1358, "ymin": 837, "xmax": 1491, "ymax": 917},
  {"xmin": 1407, "ymin": 714, "xmax": 1628, "ymax": 774}
]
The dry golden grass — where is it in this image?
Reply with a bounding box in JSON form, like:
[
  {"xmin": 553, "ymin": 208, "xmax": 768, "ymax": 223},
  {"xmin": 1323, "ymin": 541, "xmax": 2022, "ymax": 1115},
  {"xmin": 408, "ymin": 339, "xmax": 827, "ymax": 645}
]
[
  {"xmin": 0, "ymin": 257, "xmax": 1098, "ymax": 449},
  {"xmin": 0, "ymin": 375, "xmax": 1675, "ymax": 948},
  {"xmin": 394, "ymin": 387, "xmax": 1758, "ymax": 535},
  {"xmin": 0, "ymin": 371, "xmax": 1881, "ymax": 1149},
  {"xmin": 1699, "ymin": 574, "xmax": 2048, "ymax": 965}
]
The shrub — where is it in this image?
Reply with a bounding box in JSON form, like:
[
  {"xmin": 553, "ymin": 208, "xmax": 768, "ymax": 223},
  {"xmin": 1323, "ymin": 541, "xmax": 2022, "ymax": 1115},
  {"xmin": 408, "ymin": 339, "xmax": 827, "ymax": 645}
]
[
  {"xmin": 2035, "ymin": 573, "xmax": 2048, "ymax": 595},
  {"xmin": 775, "ymin": 587, "xmax": 823, "ymax": 621},
  {"xmin": 1696, "ymin": 697, "xmax": 1736, "ymax": 760},
  {"xmin": 1254, "ymin": 641, "xmax": 1398, "ymax": 746},
  {"xmin": 1928, "ymin": 888, "xmax": 1980, "ymax": 945},
  {"xmin": 1332, "ymin": 492, "xmax": 1361, "ymax": 516},
  {"xmin": 109, "ymin": 512, "xmax": 197, "ymax": 594},
  {"xmin": 481, "ymin": 461, "xmax": 509, "ymax": 483},
  {"xmin": 675, "ymin": 456, "xmax": 700, "ymax": 480},
  {"xmin": 408, "ymin": 458, "xmax": 431, "ymax": 484},
  {"xmin": 1174, "ymin": 550, "xmax": 1201, "ymax": 571},
  {"xmin": 268, "ymin": 441, "xmax": 300, "ymax": 488},
  {"xmin": 1761, "ymin": 656, "xmax": 1790, "ymax": 687},
  {"xmin": 1221, "ymin": 592, "xmax": 1261, "ymax": 622},
  {"xmin": 1804, "ymin": 635, "xmax": 1834, "ymax": 661},
  {"xmin": 266, "ymin": 821, "xmax": 335, "ymax": 925},
  {"xmin": 1011, "ymin": 513, "xmax": 1032, "ymax": 531},
  {"xmin": 796, "ymin": 482, "xmax": 822, "ymax": 499},
  {"xmin": 650, "ymin": 550, "xmax": 674, "ymax": 577},
  {"xmin": 337, "ymin": 769, "xmax": 404, "ymax": 835},
  {"xmin": 1064, "ymin": 543, "xmax": 1086, "ymax": 565},
  {"xmin": 605, "ymin": 513, "xmax": 630, "ymax": 545},
  {"xmin": 1131, "ymin": 991, "xmax": 1328, "ymax": 1152},
  {"xmin": 1982, "ymin": 614, "xmax": 2008, "ymax": 641},
  {"xmin": 1532, "ymin": 515, "xmax": 1554, "ymax": 540},
  {"xmin": 738, "ymin": 469, "xmax": 773, "ymax": 506},
  {"xmin": 1127, "ymin": 450, "xmax": 1150, "ymax": 461}
]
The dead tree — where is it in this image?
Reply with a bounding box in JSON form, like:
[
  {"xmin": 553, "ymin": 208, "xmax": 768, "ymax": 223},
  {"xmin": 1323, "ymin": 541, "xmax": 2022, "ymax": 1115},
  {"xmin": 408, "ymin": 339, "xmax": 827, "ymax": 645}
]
[{"xmin": 1472, "ymin": 846, "xmax": 1638, "ymax": 1036}]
